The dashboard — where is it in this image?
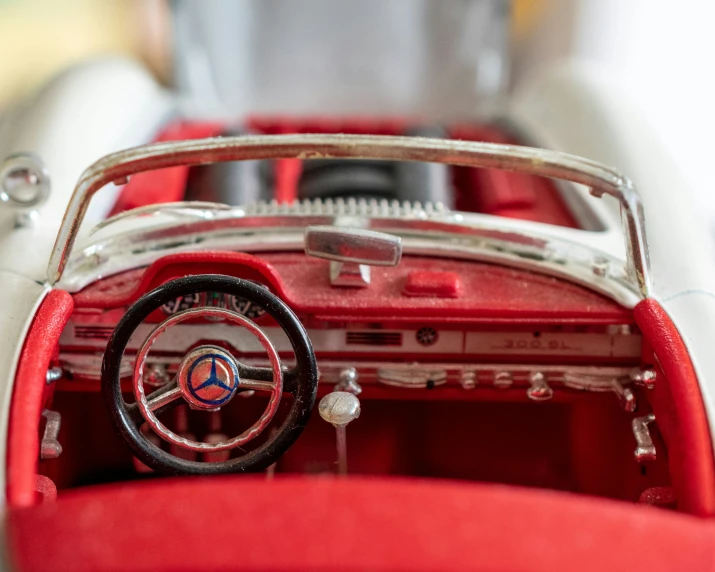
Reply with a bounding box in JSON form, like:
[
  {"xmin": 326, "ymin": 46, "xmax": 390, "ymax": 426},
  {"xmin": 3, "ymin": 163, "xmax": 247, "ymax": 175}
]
[{"xmin": 58, "ymin": 250, "xmax": 642, "ymax": 399}]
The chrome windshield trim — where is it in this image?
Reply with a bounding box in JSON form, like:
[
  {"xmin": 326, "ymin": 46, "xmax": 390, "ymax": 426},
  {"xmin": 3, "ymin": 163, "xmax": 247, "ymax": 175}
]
[
  {"xmin": 58, "ymin": 205, "xmax": 639, "ymax": 308},
  {"xmin": 49, "ymin": 134, "xmax": 650, "ymax": 296}
]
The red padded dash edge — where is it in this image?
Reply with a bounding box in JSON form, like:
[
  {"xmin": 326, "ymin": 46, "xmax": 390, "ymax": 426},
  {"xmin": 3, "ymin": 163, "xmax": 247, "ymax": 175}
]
[
  {"xmin": 7, "ymin": 476, "xmax": 715, "ymax": 572},
  {"xmin": 634, "ymin": 298, "xmax": 715, "ymax": 516},
  {"xmin": 6, "ymin": 289, "xmax": 74, "ymax": 507},
  {"xmin": 72, "ymin": 251, "xmax": 287, "ymax": 309}
]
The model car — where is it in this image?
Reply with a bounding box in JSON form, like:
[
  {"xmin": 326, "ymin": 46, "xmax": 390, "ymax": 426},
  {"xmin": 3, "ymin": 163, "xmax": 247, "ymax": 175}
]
[{"xmin": 1, "ymin": 2, "xmax": 715, "ymax": 570}]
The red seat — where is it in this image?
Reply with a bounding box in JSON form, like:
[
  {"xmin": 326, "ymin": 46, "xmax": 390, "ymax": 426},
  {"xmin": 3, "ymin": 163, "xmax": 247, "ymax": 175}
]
[{"xmin": 7, "ymin": 476, "xmax": 715, "ymax": 571}]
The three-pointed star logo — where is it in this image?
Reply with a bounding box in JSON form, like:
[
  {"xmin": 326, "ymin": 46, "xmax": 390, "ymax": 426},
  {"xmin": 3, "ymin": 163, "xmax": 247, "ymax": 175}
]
[
  {"xmin": 192, "ymin": 357, "xmax": 233, "ymax": 392},
  {"xmin": 181, "ymin": 350, "xmax": 240, "ymax": 409}
]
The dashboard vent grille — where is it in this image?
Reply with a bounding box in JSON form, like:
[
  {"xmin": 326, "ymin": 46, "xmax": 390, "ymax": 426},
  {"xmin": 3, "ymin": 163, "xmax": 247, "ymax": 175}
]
[
  {"xmin": 75, "ymin": 326, "xmax": 114, "ymax": 341},
  {"xmin": 243, "ymin": 197, "xmax": 448, "ymax": 219},
  {"xmin": 346, "ymin": 331, "xmax": 403, "ymax": 346}
]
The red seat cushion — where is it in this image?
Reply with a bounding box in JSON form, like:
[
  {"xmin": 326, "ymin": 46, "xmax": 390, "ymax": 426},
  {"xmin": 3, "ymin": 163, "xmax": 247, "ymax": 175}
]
[{"xmin": 7, "ymin": 476, "xmax": 715, "ymax": 571}]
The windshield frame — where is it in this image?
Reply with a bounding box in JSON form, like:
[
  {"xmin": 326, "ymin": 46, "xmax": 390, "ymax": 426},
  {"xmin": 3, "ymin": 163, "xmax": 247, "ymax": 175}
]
[{"xmin": 48, "ymin": 134, "xmax": 650, "ymax": 297}]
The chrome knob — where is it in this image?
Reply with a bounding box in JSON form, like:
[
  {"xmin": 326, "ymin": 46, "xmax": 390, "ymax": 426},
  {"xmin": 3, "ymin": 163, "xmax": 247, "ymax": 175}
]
[
  {"xmin": 318, "ymin": 391, "xmax": 361, "ymax": 476},
  {"xmin": 319, "ymin": 391, "xmax": 361, "ymax": 427},
  {"xmin": 335, "ymin": 367, "xmax": 362, "ymax": 395}
]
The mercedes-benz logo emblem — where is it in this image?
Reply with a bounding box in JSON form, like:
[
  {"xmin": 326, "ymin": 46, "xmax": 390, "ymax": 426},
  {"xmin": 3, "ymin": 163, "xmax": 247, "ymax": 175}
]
[
  {"xmin": 416, "ymin": 327, "xmax": 438, "ymax": 347},
  {"xmin": 177, "ymin": 346, "xmax": 240, "ymax": 409}
]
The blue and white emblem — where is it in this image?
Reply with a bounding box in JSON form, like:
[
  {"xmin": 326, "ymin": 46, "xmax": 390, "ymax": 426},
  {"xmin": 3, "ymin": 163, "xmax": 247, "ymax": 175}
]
[{"xmin": 178, "ymin": 346, "xmax": 240, "ymax": 410}]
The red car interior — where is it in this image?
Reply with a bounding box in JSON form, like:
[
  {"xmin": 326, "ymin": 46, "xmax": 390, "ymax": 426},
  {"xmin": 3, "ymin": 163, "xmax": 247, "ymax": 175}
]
[
  {"xmin": 5, "ymin": 119, "xmax": 715, "ymax": 570},
  {"xmin": 8, "ymin": 477, "xmax": 715, "ymax": 572}
]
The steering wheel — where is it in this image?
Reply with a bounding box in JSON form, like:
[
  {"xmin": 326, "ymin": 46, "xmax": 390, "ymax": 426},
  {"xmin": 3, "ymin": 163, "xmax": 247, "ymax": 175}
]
[{"xmin": 101, "ymin": 274, "xmax": 318, "ymax": 475}]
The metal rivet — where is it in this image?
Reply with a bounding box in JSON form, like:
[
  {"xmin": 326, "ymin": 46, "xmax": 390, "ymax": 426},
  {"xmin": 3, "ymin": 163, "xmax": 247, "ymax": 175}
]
[
  {"xmin": 592, "ymin": 256, "xmax": 610, "ymax": 277},
  {"xmin": 45, "ymin": 367, "xmax": 63, "ymax": 385},
  {"xmin": 461, "ymin": 371, "xmax": 477, "ymax": 390},
  {"xmin": 494, "ymin": 371, "xmax": 513, "ymax": 388}
]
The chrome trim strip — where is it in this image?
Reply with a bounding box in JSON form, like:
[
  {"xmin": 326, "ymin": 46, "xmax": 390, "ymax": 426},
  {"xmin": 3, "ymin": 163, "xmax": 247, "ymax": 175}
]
[
  {"xmin": 58, "ymin": 352, "xmax": 634, "ymax": 393},
  {"xmin": 59, "ymin": 207, "xmax": 639, "ymax": 307},
  {"xmin": 48, "ymin": 134, "xmax": 650, "ymax": 296}
]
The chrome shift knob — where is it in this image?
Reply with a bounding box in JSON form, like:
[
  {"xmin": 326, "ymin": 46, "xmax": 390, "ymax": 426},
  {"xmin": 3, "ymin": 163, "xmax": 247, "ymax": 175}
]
[
  {"xmin": 319, "ymin": 391, "xmax": 361, "ymax": 426},
  {"xmin": 318, "ymin": 391, "xmax": 361, "ymax": 476}
]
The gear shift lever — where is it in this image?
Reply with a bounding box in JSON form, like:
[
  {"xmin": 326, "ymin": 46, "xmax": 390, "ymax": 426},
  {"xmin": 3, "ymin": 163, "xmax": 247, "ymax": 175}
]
[{"xmin": 318, "ymin": 391, "xmax": 361, "ymax": 475}]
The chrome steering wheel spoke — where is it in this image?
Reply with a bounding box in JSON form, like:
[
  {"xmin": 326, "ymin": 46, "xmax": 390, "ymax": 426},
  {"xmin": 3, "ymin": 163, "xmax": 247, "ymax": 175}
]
[
  {"xmin": 238, "ymin": 378, "xmax": 277, "ymax": 393},
  {"xmin": 125, "ymin": 381, "xmax": 182, "ymax": 427},
  {"xmin": 234, "ymin": 363, "xmax": 284, "ymax": 393},
  {"xmin": 237, "ymin": 363, "xmax": 301, "ymax": 394},
  {"xmin": 146, "ymin": 381, "xmax": 182, "ymax": 412}
]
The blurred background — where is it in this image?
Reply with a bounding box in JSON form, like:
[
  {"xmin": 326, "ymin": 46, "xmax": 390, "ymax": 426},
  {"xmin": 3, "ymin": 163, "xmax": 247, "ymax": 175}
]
[
  {"xmin": 0, "ymin": 0, "xmax": 169, "ymax": 106},
  {"xmin": 0, "ymin": 0, "xmax": 712, "ymax": 216}
]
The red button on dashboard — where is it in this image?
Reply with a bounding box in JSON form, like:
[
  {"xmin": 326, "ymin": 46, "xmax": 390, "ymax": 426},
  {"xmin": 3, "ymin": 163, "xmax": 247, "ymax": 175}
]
[{"xmin": 402, "ymin": 271, "xmax": 461, "ymax": 298}]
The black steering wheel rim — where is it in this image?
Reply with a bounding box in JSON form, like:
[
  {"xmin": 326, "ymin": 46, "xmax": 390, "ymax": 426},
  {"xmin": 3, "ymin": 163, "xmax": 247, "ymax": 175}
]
[{"xmin": 101, "ymin": 274, "xmax": 318, "ymax": 475}]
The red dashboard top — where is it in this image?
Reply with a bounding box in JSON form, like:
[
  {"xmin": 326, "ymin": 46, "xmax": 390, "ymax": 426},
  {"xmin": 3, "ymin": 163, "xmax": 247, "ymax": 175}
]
[{"xmin": 73, "ymin": 251, "xmax": 633, "ymax": 326}]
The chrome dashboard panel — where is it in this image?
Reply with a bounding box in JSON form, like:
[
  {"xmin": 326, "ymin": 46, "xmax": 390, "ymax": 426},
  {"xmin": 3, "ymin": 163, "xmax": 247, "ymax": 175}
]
[{"xmin": 49, "ymin": 134, "xmax": 650, "ymax": 302}]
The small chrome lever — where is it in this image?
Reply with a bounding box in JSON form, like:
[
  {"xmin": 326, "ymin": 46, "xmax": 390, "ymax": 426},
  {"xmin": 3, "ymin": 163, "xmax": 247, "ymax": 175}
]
[
  {"xmin": 632, "ymin": 413, "xmax": 657, "ymax": 462},
  {"xmin": 611, "ymin": 379, "xmax": 636, "ymax": 412},
  {"xmin": 526, "ymin": 372, "xmax": 553, "ymax": 401},
  {"xmin": 304, "ymin": 226, "xmax": 402, "ymax": 287},
  {"xmin": 40, "ymin": 410, "xmax": 62, "ymax": 460}
]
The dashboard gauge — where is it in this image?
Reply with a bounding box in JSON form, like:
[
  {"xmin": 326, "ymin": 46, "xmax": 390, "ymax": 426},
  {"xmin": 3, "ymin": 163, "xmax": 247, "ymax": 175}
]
[
  {"xmin": 203, "ymin": 291, "xmax": 228, "ymax": 321},
  {"xmin": 229, "ymin": 295, "xmax": 266, "ymax": 320},
  {"xmin": 204, "ymin": 291, "xmax": 228, "ymax": 309},
  {"xmin": 161, "ymin": 293, "xmax": 200, "ymax": 315}
]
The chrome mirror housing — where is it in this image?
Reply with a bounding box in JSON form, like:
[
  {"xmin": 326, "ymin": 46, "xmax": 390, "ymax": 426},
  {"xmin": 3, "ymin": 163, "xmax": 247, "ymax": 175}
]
[
  {"xmin": 304, "ymin": 226, "xmax": 402, "ymax": 267},
  {"xmin": 304, "ymin": 225, "xmax": 403, "ymax": 288}
]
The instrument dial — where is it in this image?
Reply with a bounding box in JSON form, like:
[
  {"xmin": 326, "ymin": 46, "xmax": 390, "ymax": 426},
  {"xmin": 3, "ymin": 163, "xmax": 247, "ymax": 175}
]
[
  {"xmin": 161, "ymin": 293, "xmax": 200, "ymax": 315},
  {"xmin": 160, "ymin": 288, "xmax": 267, "ymax": 320},
  {"xmin": 229, "ymin": 295, "xmax": 266, "ymax": 320}
]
